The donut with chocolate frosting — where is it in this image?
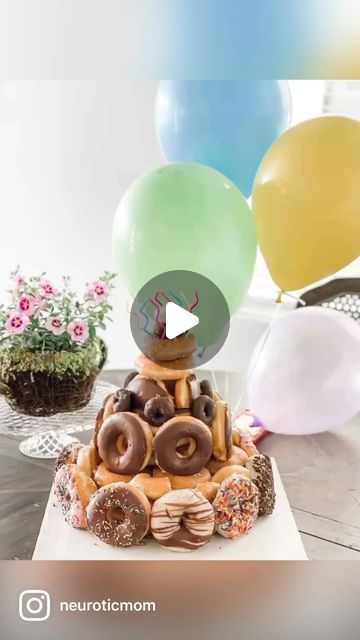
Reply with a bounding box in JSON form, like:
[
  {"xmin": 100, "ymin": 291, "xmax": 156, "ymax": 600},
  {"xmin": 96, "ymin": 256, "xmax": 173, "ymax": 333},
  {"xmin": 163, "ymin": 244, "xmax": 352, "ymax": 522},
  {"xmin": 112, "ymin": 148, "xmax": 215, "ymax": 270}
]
[
  {"xmin": 126, "ymin": 374, "xmax": 170, "ymax": 413},
  {"xmin": 87, "ymin": 482, "xmax": 150, "ymax": 546},
  {"xmin": 245, "ymin": 453, "xmax": 276, "ymax": 516},
  {"xmin": 192, "ymin": 395, "xmax": 215, "ymax": 425},
  {"xmin": 143, "ymin": 333, "xmax": 196, "ymax": 363},
  {"xmin": 97, "ymin": 412, "xmax": 153, "ymax": 475},
  {"xmin": 200, "ymin": 379, "xmax": 213, "ymax": 399},
  {"xmin": 153, "ymin": 416, "xmax": 212, "ymax": 476},
  {"xmin": 123, "ymin": 370, "xmax": 137, "ymax": 388},
  {"xmin": 144, "ymin": 396, "xmax": 175, "ymax": 426},
  {"xmin": 113, "ymin": 388, "xmax": 132, "ymax": 412},
  {"xmin": 151, "ymin": 488, "xmax": 215, "ymax": 552}
]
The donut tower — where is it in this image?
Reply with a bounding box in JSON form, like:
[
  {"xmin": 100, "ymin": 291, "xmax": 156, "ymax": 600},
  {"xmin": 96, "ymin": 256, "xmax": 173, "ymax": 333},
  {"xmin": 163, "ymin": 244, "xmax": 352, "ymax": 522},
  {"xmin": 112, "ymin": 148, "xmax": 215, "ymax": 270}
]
[{"xmin": 54, "ymin": 335, "xmax": 276, "ymax": 553}]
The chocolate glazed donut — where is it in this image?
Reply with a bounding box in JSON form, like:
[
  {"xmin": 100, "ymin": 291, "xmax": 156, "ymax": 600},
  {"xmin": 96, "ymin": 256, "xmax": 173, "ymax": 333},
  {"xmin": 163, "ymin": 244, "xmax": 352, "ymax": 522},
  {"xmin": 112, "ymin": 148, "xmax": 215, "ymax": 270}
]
[
  {"xmin": 97, "ymin": 412, "xmax": 153, "ymax": 475},
  {"xmin": 126, "ymin": 375, "xmax": 170, "ymax": 413},
  {"xmin": 87, "ymin": 483, "xmax": 150, "ymax": 547},
  {"xmin": 153, "ymin": 416, "xmax": 212, "ymax": 476}
]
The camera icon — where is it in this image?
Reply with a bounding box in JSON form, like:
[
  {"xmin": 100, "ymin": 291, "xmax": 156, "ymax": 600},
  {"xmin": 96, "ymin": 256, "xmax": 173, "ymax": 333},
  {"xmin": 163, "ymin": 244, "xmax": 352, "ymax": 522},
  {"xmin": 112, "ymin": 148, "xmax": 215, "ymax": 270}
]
[{"xmin": 19, "ymin": 590, "xmax": 51, "ymax": 622}]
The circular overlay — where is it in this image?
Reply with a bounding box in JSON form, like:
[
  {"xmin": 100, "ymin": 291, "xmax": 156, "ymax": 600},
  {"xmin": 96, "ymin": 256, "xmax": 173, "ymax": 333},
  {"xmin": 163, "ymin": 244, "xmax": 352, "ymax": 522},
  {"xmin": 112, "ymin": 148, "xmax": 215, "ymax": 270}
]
[{"xmin": 130, "ymin": 270, "xmax": 230, "ymax": 370}]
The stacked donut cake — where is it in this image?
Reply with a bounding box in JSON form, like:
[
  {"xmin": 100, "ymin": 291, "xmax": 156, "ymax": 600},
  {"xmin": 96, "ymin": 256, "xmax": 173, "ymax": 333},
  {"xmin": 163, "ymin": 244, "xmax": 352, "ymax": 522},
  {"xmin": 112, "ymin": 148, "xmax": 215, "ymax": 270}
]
[{"xmin": 53, "ymin": 352, "xmax": 276, "ymax": 553}]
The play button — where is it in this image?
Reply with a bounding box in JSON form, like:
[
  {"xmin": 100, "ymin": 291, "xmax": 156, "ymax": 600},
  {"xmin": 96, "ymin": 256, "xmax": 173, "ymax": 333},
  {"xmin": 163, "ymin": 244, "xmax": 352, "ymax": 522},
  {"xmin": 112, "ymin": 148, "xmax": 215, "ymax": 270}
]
[
  {"xmin": 165, "ymin": 302, "xmax": 199, "ymax": 339},
  {"xmin": 129, "ymin": 270, "xmax": 230, "ymax": 370}
]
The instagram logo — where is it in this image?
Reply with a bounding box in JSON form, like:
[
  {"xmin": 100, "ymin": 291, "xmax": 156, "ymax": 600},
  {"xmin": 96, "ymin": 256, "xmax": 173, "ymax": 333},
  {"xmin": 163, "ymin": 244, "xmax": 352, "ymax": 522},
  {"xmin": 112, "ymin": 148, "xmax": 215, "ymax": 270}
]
[{"xmin": 19, "ymin": 590, "xmax": 51, "ymax": 622}]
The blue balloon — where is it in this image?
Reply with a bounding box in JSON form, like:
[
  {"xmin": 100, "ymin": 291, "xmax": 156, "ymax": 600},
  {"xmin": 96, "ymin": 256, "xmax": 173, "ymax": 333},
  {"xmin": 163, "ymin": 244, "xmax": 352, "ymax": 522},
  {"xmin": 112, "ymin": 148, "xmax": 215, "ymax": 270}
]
[{"xmin": 155, "ymin": 81, "xmax": 291, "ymax": 198}]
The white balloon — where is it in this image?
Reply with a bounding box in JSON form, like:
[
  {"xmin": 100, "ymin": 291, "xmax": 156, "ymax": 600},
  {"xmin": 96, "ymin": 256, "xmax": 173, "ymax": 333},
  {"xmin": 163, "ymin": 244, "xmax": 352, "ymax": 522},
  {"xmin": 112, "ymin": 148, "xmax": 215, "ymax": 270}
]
[{"xmin": 248, "ymin": 307, "xmax": 360, "ymax": 435}]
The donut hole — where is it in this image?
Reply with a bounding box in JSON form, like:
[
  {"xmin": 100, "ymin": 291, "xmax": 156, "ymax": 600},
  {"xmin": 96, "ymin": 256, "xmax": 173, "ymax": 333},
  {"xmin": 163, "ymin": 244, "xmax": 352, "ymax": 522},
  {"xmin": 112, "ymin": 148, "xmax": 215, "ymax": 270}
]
[
  {"xmin": 107, "ymin": 506, "xmax": 126, "ymax": 524},
  {"xmin": 116, "ymin": 434, "xmax": 128, "ymax": 455},
  {"xmin": 176, "ymin": 437, "xmax": 196, "ymax": 459}
]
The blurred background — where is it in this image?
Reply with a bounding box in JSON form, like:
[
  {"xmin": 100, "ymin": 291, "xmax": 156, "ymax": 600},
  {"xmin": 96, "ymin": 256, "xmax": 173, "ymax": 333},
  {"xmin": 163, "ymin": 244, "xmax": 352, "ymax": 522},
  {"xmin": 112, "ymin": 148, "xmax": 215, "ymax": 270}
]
[{"xmin": 0, "ymin": 79, "xmax": 359, "ymax": 371}]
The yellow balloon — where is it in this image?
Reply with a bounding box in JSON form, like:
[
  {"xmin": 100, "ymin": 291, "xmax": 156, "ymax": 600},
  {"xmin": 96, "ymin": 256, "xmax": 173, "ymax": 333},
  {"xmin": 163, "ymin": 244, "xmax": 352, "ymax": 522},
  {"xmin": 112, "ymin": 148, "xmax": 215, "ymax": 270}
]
[{"xmin": 253, "ymin": 116, "xmax": 360, "ymax": 291}]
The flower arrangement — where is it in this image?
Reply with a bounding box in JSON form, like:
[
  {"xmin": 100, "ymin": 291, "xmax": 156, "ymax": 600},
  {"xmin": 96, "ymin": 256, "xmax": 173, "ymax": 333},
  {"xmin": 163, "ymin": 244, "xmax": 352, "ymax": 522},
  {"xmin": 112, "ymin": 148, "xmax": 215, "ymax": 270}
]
[{"xmin": 0, "ymin": 269, "xmax": 116, "ymax": 416}]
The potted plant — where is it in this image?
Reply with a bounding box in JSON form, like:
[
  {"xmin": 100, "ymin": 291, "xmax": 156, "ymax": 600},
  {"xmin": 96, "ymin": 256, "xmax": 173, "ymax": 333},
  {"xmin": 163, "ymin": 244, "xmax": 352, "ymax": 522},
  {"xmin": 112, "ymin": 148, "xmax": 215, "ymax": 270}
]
[{"xmin": 0, "ymin": 268, "xmax": 116, "ymax": 416}]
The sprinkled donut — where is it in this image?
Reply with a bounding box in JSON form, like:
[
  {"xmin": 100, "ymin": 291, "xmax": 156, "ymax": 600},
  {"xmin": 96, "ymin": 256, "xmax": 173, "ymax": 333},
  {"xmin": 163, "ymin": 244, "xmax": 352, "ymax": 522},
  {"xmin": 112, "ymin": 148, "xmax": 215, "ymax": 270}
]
[
  {"xmin": 151, "ymin": 489, "xmax": 215, "ymax": 552},
  {"xmin": 97, "ymin": 412, "xmax": 153, "ymax": 475},
  {"xmin": 153, "ymin": 416, "xmax": 212, "ymax": 476},
  {"xmin": 246, "ymin": 454, "xmax": 276, "ymax": 516},
  {"xmin": 54, "ymin": 464, "xmax": 97, "ymax": 529},
  {"xmin": 87, "ymin": 482, "xmax": 151, "ymax": 547},
  {"xmin": 54, "ymin": 441, "xmax": 84, "ymax": 473},
  {"xmin": 213, "ymin": 474, "xmax": 259, "ymax": 538}
]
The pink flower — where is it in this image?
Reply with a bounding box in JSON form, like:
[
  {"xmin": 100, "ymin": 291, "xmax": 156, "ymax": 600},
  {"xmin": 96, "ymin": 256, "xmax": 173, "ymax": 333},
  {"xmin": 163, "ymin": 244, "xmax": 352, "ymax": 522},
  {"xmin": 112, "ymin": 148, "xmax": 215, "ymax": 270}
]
[
  {"xmin": 33, "ymin": 295, "xmax": 47, "ymax": 319},
  {"xmin": 16, "ymin": 294, "xmax": 36, "ymax": 316},
  {"xmin": 12, "ymin": 273, "xmax": 26, "ymax": 296},
  {"xmin": 38, "ymin": 278, "xmax": 57, "ymax": 298},
  {"xmin": 6, "ymin": 311, "xmax": 30, "ymax": 334},
  {"xmin": 45, "ymin": 316, "xmax": 66, "ymax": 336},
  {"xmin": 85, "ymin": 280, "xmax": 109, "ymax": 306},
  {"xmin": 68, "ymin": 320, "xmax": 89, "ymax": 343}
]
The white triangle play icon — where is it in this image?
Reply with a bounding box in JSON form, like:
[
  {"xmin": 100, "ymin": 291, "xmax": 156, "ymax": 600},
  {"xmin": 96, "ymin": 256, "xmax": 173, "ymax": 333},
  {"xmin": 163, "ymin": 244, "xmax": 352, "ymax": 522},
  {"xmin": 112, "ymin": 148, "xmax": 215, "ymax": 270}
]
[{"xmin": 165, "ymin": 302, "xmax": 199, "ymax": 340}]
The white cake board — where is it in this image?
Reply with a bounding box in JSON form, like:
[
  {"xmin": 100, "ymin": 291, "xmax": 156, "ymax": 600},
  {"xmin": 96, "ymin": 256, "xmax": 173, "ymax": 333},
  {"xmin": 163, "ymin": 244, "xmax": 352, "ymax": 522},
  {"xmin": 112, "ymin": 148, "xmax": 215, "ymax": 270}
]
[{"xmin": 33, "ymin": 460, "xmax": 307, "ymax": 560}]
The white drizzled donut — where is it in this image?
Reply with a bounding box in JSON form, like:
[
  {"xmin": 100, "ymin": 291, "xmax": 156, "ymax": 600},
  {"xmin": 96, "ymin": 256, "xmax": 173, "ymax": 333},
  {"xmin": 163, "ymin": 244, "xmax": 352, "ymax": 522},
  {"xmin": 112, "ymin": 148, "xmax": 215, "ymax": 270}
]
[{"xmin": 151, "ymin": 489, "xmax": 215, "ymax": 552}]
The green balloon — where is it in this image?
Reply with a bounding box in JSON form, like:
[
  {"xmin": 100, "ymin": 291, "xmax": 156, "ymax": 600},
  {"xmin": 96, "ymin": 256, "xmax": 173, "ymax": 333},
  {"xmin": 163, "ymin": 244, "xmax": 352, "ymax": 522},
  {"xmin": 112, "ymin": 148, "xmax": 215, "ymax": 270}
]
[{"xmin": 112, "ymin": 162, "xmax": 256, "ymax": 314}]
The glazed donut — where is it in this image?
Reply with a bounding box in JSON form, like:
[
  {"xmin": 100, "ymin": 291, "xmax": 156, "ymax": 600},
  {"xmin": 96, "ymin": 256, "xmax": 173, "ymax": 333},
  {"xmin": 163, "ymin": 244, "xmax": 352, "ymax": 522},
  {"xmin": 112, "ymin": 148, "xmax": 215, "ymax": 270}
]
[
  {"xmin": 77, "ymin": 445, "xmax": 97, "ymax": 478},
  {"xmin": 212, "ymin": 464, "xmax": 250, "ymax": 485},
  {"xmin": 143, "ymin": 333, "xmax": 196, "ymax": 363},
  {"xmin": 144, "ymin": 396, "xmax": 175, "ymax": 426},
  {"xmin": 195, "ymin": 481, "xmax": 220, "ymax": 503},
  {"xmin": 93, "ymin": 394, "xmax": 115, "ymax": 464},
  {"xmin": 130, "ymin": 473, "xmax": 172, "ymax": 500},
  {"xmin": 192, "ymin": 395, "xmax": 215, "ymax": 425},
  {"xmin": 151, "ymin": 489, "xmax": 215, "ymax": 552},
  {"xmin": 94, "ymin": 462, "xmax": 133, "ymax": 487},
  {"xmin": 54, "ymin": 464, "xmax": 97, "ymax": 529},
  {"xmin": 174, "ymin": 376, "xmax": 191, "ymax": 409},
  {"xmin": 210, "ymin": 394, "xmax": 232, "ymax": 461},
  {"xmin": 213, "ymin": 474, "xmax": 259, "ymax": 538},
  {"xmin": 87, "ymin": 482, "xmax": 151, "ymax": 547},
  {"xmin": 246, "ymin": 454, "xmax": 276, "ymax": 516},
  {"xmin": 153, "ymin": 416, "xmax": 212, "ymax": 476},
  {"xmin": 153, "ymin": 466, "xmax": 211, "ymax": 489},
  {"xmin": 135, "ymin": 353, "xmax": 192, "ymax": 380},
  {"xmin": 97, "ymin": 412, "xmax": 153, "ymax": 475},
  {"xmin": 240, "ymin": 433, "xmax": 259, "ymax": 457},
  {"xmin": 206, "ymin": 446, "xmax": 248, "ymax": 475},
  {"xmin": 54, "ymin": 441, "xmax": 84, "ymax": 473}
]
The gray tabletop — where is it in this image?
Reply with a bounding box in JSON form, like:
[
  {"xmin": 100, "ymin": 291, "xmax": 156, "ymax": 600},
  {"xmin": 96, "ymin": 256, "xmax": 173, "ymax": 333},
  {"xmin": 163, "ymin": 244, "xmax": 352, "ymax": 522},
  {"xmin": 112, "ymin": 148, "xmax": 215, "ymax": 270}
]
[{"xmin": 1, "ymin": 369, "xmax": 359, "ymax": 560}]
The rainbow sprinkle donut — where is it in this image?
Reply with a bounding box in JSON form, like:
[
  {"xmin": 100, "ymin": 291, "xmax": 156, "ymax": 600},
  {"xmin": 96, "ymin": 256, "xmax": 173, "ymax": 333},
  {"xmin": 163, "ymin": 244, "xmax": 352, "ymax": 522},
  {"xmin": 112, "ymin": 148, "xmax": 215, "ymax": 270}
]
[{"xmin": 213, "ymin": 474, "xmax": 259, "ymax": 538}]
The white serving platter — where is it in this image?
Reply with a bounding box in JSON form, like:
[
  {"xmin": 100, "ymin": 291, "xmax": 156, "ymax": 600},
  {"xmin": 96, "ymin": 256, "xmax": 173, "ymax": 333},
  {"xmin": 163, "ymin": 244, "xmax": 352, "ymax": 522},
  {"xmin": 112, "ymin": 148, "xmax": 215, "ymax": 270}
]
[{"xmin": 33, "ymin": 460, "xmax": 307, "ymax": 560}]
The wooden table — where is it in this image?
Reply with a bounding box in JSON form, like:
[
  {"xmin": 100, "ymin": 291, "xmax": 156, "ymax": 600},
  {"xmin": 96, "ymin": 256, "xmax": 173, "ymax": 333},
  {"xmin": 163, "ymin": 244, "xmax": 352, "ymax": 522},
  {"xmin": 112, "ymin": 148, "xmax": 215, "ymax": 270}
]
[{"xmin": 0, "ymin": 369, "xmax": 359, "ymax": 560}]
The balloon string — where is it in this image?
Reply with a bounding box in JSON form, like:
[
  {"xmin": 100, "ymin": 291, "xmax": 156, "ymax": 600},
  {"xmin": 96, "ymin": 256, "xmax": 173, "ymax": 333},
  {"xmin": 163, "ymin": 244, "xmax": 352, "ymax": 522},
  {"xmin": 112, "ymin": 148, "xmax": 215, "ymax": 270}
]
[
  {"xmin": 277, "ymin": 290, "xmax": 306, "ymax": 306},
  {"xmin": 233, "ymin": 295, "xmax": 283, "ymax": 416}
]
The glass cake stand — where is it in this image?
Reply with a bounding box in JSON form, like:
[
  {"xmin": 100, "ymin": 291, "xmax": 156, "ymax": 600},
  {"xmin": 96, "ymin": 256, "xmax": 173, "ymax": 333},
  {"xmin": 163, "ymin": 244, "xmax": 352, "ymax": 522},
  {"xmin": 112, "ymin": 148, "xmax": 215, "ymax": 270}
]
[{"xmin": 0, "ymin": 380, "xmax": 118, "ymax": 459}]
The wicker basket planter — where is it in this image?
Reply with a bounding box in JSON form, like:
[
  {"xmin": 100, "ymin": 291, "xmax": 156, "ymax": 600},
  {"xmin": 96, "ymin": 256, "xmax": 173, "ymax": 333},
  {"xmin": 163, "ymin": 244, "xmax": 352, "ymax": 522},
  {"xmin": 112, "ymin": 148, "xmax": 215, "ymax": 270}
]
[{"xmin": 0, "ymin": 339, "xmax": 106, "ymax": 416}]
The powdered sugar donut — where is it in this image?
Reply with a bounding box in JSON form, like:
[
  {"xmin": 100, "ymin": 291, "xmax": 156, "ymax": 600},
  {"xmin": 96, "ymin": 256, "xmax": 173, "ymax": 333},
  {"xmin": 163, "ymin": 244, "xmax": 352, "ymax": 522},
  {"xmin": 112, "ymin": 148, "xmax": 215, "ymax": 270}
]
[
  {"xmin": 213, "ymin": 474, "xmax": 259, "ymax": 538},
  {"xmin": 54, "ymin": 464, "xmax": 97, "ymax": 529},
  {"xmin": 151, "ymin": 489, "xmax": 215, "ymax": 552}
]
